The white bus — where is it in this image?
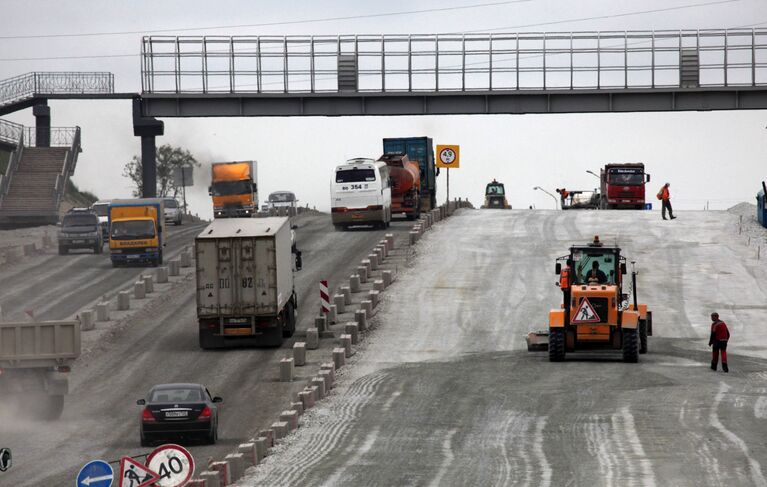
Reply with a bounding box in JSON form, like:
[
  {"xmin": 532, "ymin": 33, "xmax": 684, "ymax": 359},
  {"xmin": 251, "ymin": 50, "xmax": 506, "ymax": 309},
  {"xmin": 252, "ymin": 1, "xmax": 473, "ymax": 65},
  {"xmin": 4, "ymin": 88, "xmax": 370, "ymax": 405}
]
[{"xmin": 331, "ymin": 158, "xmax": 392, "ymax": 230}]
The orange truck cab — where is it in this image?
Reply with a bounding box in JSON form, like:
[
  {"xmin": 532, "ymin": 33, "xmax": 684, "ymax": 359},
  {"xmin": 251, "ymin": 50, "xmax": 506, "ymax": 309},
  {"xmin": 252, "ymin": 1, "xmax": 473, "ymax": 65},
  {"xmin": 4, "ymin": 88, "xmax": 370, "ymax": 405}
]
[
  {"xmin": 108, "ymin": 198, "xmax": 165, "ymax": 267},
  {"xmin": 542, "ymin": 236, "xmax": 652, "ymax": 363},
  {"xmin": 209, "ymin": 161, "xmax": 258, "ymax": 218}
]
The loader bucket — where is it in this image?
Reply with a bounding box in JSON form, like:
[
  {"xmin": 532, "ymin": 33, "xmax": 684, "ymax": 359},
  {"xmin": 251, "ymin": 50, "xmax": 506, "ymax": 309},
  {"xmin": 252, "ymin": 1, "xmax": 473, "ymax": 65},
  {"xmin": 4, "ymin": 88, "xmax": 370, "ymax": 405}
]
[{"xmin": 526, "ymin": 330, "xmax": 550, "ymax": 351}]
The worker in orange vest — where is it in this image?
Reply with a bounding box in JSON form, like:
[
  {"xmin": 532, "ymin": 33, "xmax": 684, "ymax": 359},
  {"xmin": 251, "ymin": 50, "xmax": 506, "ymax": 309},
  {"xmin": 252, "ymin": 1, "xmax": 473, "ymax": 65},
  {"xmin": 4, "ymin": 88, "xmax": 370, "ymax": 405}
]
[
  {"xmin": 657, "ymin": 183, "xmax": 676, "ymax": 220},
  {"xmin": 556, "ymin": 188, "xmax": 570, "ymax": 207},
  {"xmin": 709, "ymin": 312, "xmax": 730, "ymax": 372}
]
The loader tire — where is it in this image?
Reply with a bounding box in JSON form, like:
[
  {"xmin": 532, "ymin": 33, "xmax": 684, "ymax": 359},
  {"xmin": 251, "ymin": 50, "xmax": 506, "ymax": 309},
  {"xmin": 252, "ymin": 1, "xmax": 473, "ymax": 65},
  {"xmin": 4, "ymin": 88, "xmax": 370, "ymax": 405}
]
[
  {"xmin": 639, "ymin": 320, "xmax": 648, "ymax": 354},
  {"xmin": 548, "ymin": 329, "xmax": 566, "ymax": 362},
  {"xmin": 623, "ymin": 328, "xmax": 639, "ymax": 363}
]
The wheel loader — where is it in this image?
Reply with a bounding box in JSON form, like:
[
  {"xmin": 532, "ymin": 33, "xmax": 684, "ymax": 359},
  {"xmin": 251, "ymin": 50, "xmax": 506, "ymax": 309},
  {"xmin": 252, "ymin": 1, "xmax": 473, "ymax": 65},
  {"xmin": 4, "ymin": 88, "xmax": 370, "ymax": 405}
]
[{"xmin": 527, "ymin": 236, "xmax": 652, "ymax": 362}]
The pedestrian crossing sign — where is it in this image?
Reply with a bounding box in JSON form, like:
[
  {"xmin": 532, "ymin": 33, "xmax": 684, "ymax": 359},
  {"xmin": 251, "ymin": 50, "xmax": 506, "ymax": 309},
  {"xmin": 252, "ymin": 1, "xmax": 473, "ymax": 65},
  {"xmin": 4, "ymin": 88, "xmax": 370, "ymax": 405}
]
[{"xmin": 573, "ymin": 298, "xmax": 600, "ymax": 323}]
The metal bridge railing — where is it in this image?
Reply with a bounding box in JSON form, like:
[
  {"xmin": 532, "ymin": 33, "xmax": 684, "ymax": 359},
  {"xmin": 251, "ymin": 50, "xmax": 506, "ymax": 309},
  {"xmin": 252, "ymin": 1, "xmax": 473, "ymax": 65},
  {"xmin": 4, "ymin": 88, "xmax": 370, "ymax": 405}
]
[
  {"xmin": 22, "ymin": 126, "xmax": 79, "ymax": 148},
  {"xmin": 0, "ymin": 119, "xmax": 24, "ymax": 147},
  {"xmin": 141, "ymin": 29, "xmax": 767, "ymax": 95},
  {"xmin": 0, "ymin": 72, "xmax": 114, "ymax": 107}
]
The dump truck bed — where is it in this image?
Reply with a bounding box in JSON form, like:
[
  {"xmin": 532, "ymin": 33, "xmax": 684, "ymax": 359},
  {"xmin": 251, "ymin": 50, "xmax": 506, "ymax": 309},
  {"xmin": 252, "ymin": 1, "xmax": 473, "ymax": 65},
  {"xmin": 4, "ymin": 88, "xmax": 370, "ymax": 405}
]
[{"xmin": 0, "ymin": 321, "xmax": 81, "ymax": 368}]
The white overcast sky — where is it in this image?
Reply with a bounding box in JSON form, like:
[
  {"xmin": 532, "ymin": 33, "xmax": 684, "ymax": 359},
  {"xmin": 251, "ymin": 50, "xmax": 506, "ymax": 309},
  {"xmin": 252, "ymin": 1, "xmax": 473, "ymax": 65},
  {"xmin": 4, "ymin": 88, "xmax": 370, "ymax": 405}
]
[{"xmin": 2, "ymin": 0, "xmax": 766, "ymax": 217}]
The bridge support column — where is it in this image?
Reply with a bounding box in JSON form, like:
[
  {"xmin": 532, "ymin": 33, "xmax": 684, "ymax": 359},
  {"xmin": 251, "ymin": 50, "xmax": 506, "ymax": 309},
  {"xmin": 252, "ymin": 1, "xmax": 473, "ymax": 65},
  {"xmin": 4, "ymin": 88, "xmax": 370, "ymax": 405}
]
[
  {"xmin": 133, "ymin": 97, "xmax": 164, "ymax": 198},
  {"xmin": 33, "ymin": 103, "xmax": 50, "ymax": 147}
]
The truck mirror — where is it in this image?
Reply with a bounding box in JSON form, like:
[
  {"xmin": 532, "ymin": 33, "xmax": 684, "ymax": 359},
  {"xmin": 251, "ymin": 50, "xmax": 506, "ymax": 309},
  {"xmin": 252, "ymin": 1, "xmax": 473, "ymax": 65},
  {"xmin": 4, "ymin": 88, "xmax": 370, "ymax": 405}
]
[
  {"xmin": 620, "ymin": 263, "xmax": 627, "ymax": 275},
  {"xmin": 208, "ymin": 186, "xmax": 213, "ymax": 196},
  {"xmin": 555, "ymin": 263, "xmax": 562, "ymax": 274},
  {"xmin": 136, "ymin": 399, "xmax": 146, "ymax": 405},
  {"xmin": 212, "ymin": 396, "xmax": 223, "ymax": 403},
  {"xmin": 646, "ymin": 174, "xmax": 651, "ymax": 182},
  {"xmin": 252, "ymin": 183, "xmax": 257, "ymax": 192}
]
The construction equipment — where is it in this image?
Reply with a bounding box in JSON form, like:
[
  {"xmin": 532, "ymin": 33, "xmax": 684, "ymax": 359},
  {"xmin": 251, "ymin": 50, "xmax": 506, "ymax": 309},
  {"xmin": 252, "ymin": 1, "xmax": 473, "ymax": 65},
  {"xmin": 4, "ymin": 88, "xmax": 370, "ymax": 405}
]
[
  {"xmin": 378, "ymin": 153, "xmax": 421, "ymax": 220},
  {"xmin": 561, "ymin": 190, "xmax": 600, "ymax": 210},
  {"xmin": 527, "ymin": 236, "xmax": 652, "ymax": 363},
  {"xmin": 481, "ymin": 179, "xmax": 511, "ymax": 209},
  {"xmin": 599, "ymin": 163, "xmax": 650, "ymax": 209}
]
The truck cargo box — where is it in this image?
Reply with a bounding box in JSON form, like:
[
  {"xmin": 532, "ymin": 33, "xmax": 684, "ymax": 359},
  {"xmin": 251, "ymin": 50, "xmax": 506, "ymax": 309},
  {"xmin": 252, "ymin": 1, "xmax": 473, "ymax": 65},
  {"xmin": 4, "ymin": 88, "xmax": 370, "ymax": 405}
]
[
  {"xmin": 196, "ymin": 217, "xmax": 293, "ymax": 317},
  {"xmin": 0, "ymin": 321, "xmax": 81, "ymax": 368}
]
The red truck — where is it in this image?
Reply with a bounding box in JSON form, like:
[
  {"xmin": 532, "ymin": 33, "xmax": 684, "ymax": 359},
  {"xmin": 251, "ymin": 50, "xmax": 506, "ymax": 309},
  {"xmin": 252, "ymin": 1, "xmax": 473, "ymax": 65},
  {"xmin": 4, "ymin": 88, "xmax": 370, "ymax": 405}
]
[
  {"xmin": 378, "ymin": 153, "xmax": 421, "ymax": 220},
  {"xmin": 599, "ymin": 163, "xmax": 651, "ymax": 209}
]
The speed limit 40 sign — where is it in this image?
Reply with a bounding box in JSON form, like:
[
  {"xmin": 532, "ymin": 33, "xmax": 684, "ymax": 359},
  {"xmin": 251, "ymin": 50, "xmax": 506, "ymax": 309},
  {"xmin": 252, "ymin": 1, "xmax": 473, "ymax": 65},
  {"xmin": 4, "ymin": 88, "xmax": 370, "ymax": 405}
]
[
  {"xmin": 145, "ymin": 444, "xmax": 195, "ymax": 487},
  {"xmin": 436, "ymin": 145, "xmax": 460, "ymax": 168}
]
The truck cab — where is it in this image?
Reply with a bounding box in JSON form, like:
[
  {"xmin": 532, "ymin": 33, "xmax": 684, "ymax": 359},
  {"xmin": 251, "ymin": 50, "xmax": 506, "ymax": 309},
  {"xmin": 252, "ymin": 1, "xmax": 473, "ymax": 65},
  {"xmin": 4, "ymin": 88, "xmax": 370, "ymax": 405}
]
[
  {"xmin": 209, "ymin": 161, "xmax": 258, "ymax": 218},
  {"xmin": 108, "ymin": 198, "xmax": 165, "ymax": 267},
  {"xmin": 482, "ymin": 179, "xmax": 510, "ymax": 209},
  {"xmin": 600, "ymin": 163, "xmax": 650, "ymax": 209}
]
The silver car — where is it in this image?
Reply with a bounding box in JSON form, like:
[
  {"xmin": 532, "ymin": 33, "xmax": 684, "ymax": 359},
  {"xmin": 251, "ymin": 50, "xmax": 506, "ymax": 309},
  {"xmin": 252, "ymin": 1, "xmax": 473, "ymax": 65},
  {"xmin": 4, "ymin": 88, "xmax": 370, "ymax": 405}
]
[{"xmin": 163, "ymin": 198, "xmax": 183, "ymax": 226}]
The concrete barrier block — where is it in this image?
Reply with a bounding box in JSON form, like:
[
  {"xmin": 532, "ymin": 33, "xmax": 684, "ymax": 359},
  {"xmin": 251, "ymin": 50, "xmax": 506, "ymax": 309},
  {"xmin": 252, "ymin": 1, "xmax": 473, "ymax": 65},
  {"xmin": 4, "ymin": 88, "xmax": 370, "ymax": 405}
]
[
  {"xmin": 306, "ymin": 328, "xmax": 319, "ymax": 349},
  {"xmin": 333, "ymin": 347, "xmax": 346, "ymax": 369},
  {"xmin": 333, "ymin": 294, "xmax": 346, "ymax": 314},
  {"xmin": 180, "ymin": 251, "xmax": 192, "ymax": 268},
  {"xmin": 311, "ymin": 377, "xmax": 326, "ymax": 399},
  {"xmin": 368, "ymin": 253, "xmax": 379, "ymax": 270},
  {"xmin": 320, "ymin": 362, "xmax": 336, "ymax": 383},
  {"xmin": 42, "ymin": 233, "xmax": 53, "ymax": 248},
  {"xmin": 299, "ymin": 389, "xmax": 315, "ymax": 410},
  {"xmin": 79, "ymin": 310, "xmax": 95, "ymax": 331},
  {"xmin": 293, "ymin": 342, "xmax": 306, "ymax": 366},
  {"xmin": 253, "ymin": 437, "xmax": 268, "ymax": 461},
  {"xmin": 224, "ymin": 453, "xmax": 245, "ymax": 482},
  {"xmin": 272, "ymin": 421, "xmax": 289, "ymax": 440},
  {"xmin": 280, "ymin": 358, "xmax": 294, "ymax": 382},
  {"xmin": 134, "ymin": 281, "xmax": 146, "ymax": 299},
  {"xmin": 409, "ymin": 231, "xmax": 418, "ymax": 245},
  {"xmin": 184, "ymin": 480, "xmax": 207, "ymax": 487},
  {"xmin": 237, "ymin": 442, "xmax": 258, "ymax": 467},
  {"xmin": 308, "ymin": 385, "xmax": 321, "ymax": 402},
  {"xmin": 117, "ymin": 291, "xmax": 130, "ymax": 310},
  {"xmin": 208, "ymin": 462, "xmax": 230, "ymax": 486},
  {"xmin": 95, "ymin": 302, "xmax": 109, "ymax": 322},
  {"xmin": 259, "ymin": 429, "xmax": 274, "ymax": 447},
  {"xmin": 156, "ymin": 266, "xmax": 169, "ymax": 283},
  {"xmin": 373, "ymin": 279, "xmax": 385, "ymax": 292},
  {"xmin": 141, "ymin": 274, "xmax": 154, "ymax": 294},
  {"xmin": 340, "ymin": 334, "xmax": 353, "ymax": 357},
  {"xmin": 341, "ymin": 285, "xmax": 352, "ymax": 304},
  {"xmin": 385, "ymin": 233, "xmax": 395, "ymax": 251},
  {"xmin": 314, "ymin": 315, "xmax": 327, "ymax": 333},
  {"xmin": 356, "ymin": 266, "xmax": 368, "ymax": 284},
  {"xmin": 197, "ymin": 471, "xmax": 222, "ymax": 487},
  {"xmin": 291, "ymin": 401, "xmax": 304, "ymax": 416},
  {"xmin": 344, "ymin": 322, "xmax": 359, "ymax": 344},
  {"xmin": 355, "ymin": 309, "xmax": 367, "ymax": 331},
  {"xmin": 327, "ymin": 304, "xmax": 337, "ymax": 324},
  {"xmin": 369, "ymin": 290, "xmax": 380, "ymax": 308},
  {"xmin": 361, "ymin": 300, "xmax": 373, "ymax": 316},
  {"xmin": 23, "ymin": 243, "xmax": 36, "ymax": 257},
  {"xmin": 361, "ymin": 258, "xmax": 372, "ymax": 275},
  {"xmin": 349, "ymin": 275, "xmax": 360, "ymax": 293},
  {"xmin": 318, "ymin": 369, "xmax": 334, "ymax": 391},
  {"xmin": 280, "ymin": 410, "xmax": 299, "ymax": 431},
  {"xmin": 168, "ymin": 259, "xmax": 181, "ymax": 276},
  {"xmin": 382, "ymin": 270, "xmax": 393, "ymax": 288}
]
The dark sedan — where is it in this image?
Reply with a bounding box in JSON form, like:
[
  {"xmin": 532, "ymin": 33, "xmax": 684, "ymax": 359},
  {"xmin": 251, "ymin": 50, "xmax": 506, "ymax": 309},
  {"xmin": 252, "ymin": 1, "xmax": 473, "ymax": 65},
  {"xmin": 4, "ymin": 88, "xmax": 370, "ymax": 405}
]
[{"xmin": 138, "ymin": 383, "xmax": 222, "ymax": 446}]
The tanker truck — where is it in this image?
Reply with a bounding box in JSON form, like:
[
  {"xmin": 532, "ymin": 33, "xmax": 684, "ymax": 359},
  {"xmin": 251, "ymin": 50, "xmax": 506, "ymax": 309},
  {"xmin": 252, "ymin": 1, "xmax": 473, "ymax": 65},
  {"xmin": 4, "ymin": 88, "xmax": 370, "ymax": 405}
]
[{"xmin": 378, "ymin": 153, "xmax": 421, "ymax": 220}]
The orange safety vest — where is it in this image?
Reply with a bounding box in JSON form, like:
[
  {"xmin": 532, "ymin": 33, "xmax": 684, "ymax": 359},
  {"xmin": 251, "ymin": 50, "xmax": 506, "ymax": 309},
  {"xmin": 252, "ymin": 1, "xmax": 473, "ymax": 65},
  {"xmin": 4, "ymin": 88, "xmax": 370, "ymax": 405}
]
[
  {"xmin": 559, "ymin": 267, "xmax": 570, "ymax": 288},
  {"xmin": 658, "ymin": 186, "xmax": 670, "ymax": 201}
]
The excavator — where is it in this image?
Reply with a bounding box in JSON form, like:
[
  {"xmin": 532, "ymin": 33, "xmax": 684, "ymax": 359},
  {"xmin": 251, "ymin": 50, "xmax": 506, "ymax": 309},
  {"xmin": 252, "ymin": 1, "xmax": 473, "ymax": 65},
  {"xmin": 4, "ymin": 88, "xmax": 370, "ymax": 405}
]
[{"xmin": 527, "ymin": 236, "xmax": 653, "ymax": 363}]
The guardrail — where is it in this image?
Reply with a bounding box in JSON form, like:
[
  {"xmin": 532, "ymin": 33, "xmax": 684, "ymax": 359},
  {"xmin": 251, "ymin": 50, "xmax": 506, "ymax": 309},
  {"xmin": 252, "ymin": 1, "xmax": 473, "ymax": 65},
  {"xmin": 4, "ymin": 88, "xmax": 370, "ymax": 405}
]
[
  {"xmin": 53, "ymin": 126, "xmax": 81, "ymax": 211},
  {"xmin": 141, "ymin": 29, "xmax": 767, "ymax": 94},
  {"xmin": 0, "ymin": 119, "xmax": 23, "ymax": 147},
  {"xmin": 0, "ymin": 125, "xmax": 24, "ymax": 207},
  {"xmin": 0, "ymin": 72, "xmax": 114, "ymax": 107},
  {"xmin": 23, "ymin": 126, "xmax": 79, "ymax": 148}
]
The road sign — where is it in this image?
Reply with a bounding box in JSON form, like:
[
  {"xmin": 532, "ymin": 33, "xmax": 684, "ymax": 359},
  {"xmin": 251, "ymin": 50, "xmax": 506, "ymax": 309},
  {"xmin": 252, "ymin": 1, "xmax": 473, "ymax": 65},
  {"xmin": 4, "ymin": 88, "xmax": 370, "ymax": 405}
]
[
  {"xmin": 145, "ymin": 444, "xmax": 195, "ymax": 487},
  {"xmin": 573, "ymin": 298, "xmax": 600, "ymax": 323},
  {"xmin": 118, "ymin": 456, "xmax": 160, "ymax": 487},
  {"xmin": 172, "ymin": 166, "xmax": 194, "ymax": 187},
  {"xmin": 436, "ymin": 144, "xmax": 460, "ymax": 168},
  {"xmin": 76, "ymin": 460, "xmax": 113, "ymax": 487}
]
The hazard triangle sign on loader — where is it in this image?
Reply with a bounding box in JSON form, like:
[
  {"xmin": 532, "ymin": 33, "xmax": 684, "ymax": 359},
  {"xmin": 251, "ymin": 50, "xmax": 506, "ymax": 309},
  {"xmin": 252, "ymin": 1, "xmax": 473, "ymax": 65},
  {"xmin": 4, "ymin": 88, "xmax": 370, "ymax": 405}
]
[
  {"xmin": 118, "ymin": 456, "xmax": 161, "ymax": 487},
  {"xmin": 572, "ymin": 298, "xmax": 600, "ymax": 323}
]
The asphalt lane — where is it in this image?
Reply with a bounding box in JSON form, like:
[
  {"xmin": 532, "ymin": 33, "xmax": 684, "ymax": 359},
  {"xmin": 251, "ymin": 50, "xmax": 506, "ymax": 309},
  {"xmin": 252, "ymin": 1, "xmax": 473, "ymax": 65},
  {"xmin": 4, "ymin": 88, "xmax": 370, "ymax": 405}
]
[
  {"xmin": 0, "ymin": 213, "xmax": 413, "ymax": 486},
  {"xmin": 243, "ymin": 209, "xmax": 767, "ymax": 487}
]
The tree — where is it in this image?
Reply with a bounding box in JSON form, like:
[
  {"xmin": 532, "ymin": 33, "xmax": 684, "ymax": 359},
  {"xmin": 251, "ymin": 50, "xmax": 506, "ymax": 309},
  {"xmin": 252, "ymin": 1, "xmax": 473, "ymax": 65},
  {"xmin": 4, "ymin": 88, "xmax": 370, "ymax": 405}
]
[{"xmin": 123, "ymin": 144, "xmax": 200, "ymax": 198}]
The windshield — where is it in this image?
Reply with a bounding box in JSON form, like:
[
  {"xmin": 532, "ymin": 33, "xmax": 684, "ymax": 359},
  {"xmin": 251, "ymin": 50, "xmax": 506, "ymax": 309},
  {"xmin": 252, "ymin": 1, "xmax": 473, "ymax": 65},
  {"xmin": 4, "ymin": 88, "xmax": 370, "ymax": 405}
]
[
  {"xmin": 336, "ymin": 168, "xmax": 376, "ymax": 183},
  {"xmin": 150, "ymin": 387, "xmax": 201, "ymax": 403},
  {"xmin": 486, "ymin": 184, "xmax": 505, "ymax": 195},
  {"xmin": 111, "ymin": 220, "xmax": 156, "ymax": 240},
  {"xmin": 163, "ymin": 199, "xmax": 179, "ymax": 208},
  {"xmin": 212, "ymin": 180, "xmax": 252, "ymax": 196},
  {"xmin": 269, "ymin": 192, "xmax": 295, "ymax": 202},
  {"xmin": 608, "ymin": 169, "xmax": 644, "ymax": 185},
  {"xmin": 571, "ymin": 251, "xmax": 618, "ymax": 285},
  {"xmin": 62, "ymin": 214, "xmax": 98, "ymax": 228},
  {"xmin": 91, "ymin": 204, "xmax": 109, "ymax": 217}
]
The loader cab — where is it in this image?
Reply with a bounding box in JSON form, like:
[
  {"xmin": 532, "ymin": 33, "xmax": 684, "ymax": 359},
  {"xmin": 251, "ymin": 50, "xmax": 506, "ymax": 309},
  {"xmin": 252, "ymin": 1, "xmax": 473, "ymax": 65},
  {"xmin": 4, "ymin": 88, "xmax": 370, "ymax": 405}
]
[{"xmin": 556, "ymin": 237, "xmax": 627, "ymax": 289}]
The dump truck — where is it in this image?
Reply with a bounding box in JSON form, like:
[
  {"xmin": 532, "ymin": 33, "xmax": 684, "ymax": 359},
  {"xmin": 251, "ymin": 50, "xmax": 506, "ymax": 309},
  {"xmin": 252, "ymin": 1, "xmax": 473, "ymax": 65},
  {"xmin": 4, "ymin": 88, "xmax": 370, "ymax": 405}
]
[
  {"xmin": 0, "ymin": 320, "xmax": 80, "ymax": 419},
  {"xmin": 481, "ymin": 179, "xmax": 511, "ymax": 209},
  {"xmin": 599, "ymin": 163, "xmax": 651, "ymax": 209},
  {"xmin": 383, "ymin": 137, "xmax": 438, "ymax": 211},
  {"xmin": 378, "ymin": 153, "xmax": 421, "ymax": 220},
  {"xmin": 527, "ymin": 236, "xmax": 652, "ymax": 363},
  {"xmin": 209, "ymin": 161, "xmax": 258, "ymax": 218},
  {"xmin": 109, "ymin": 198, "xmax": 165, "ymax": 267},
  {"xmin": 195, "ymin": 217, "xmax": 300, "ymax": 348}
]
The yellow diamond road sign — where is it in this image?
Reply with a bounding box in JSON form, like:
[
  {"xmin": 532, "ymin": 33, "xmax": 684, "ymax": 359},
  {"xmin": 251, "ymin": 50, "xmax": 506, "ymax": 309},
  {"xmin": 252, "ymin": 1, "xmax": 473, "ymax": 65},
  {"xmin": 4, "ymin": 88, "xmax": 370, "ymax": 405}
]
[{"xmin": 436, "ymin": 145, "xmax": 460, "ymax": 168}]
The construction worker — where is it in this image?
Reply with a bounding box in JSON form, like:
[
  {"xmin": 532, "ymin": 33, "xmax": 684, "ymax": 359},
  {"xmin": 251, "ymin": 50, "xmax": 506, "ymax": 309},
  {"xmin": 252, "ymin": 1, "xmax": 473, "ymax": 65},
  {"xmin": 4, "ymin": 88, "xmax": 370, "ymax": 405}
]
[
  {"xmin": 556, "ymin": 188, "xmax": 570, "ymax": 207},
  {"xmin": 580, "ymin": 261, "xmax": 607, "ymax": 284},
  {"xmin": 657, "ymin": 183, "xmax": 676, "ymax": 220},
  {"xmin": 709, "ymin": 312, "xmax": 730, "ymax": 372}
]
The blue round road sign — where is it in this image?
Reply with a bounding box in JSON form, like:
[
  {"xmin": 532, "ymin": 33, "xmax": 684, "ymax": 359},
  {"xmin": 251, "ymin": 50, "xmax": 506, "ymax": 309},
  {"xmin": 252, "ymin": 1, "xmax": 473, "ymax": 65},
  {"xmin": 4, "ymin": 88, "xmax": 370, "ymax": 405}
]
[{"xmin": 76, "ymin": 460, "xmax": 114, "ymax": 487}]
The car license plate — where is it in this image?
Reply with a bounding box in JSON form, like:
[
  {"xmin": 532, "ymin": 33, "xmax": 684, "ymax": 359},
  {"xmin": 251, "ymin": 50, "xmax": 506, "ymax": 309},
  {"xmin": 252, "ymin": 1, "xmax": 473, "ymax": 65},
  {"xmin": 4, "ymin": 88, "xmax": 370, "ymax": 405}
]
[
  {"xmin": 224, "ymin": 327, "xmax": 251, "ymax": 336},
  {"xmin": 352, "ymin": 213, "xmax": 363, "ymax": 219},
  {"xmin": 165, "ymin": 411, "xmax": 188, "ymax": 418},
  {"xmin": 127, "ymin": 254, "xmax": 140, "ymax": 259},
  {"xmin": 72, "ymin": 240, "xmax": 85, "ymax": 244}
]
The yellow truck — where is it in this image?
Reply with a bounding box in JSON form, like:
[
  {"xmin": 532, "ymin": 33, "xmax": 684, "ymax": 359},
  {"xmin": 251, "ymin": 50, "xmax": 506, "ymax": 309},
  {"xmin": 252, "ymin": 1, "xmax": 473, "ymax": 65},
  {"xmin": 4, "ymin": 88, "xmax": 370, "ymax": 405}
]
[
  {"xmin": 209, "ymin": 161, "xmax": 258, "ymax": 218},
  {"xmin": 108, "ymin": 198, "xmax": 165, "ymax": 267}
]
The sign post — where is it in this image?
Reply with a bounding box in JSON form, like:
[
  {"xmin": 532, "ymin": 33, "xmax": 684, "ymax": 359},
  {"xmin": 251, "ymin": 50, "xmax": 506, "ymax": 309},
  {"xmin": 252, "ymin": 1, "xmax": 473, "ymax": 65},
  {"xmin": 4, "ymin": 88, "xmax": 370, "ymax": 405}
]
[
  {"xmin": 172, "ymin": 166, "xmax": 194, "ymax": 215},
  {"xmin": 436, "ymin": 145, "xmax": 460, "ymax": 204}
]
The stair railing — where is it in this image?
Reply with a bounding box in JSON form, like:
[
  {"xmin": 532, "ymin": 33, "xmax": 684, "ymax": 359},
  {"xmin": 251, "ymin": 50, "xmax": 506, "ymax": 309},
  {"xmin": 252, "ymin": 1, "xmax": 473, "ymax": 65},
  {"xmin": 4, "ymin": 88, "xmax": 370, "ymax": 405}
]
[
  {"xmin": 0, "ymin": 122, "xmax": 24, "ymax": 207},
  {"xmin": 53, "ymin": 126, "xmax": 81, "ymax": 210}
]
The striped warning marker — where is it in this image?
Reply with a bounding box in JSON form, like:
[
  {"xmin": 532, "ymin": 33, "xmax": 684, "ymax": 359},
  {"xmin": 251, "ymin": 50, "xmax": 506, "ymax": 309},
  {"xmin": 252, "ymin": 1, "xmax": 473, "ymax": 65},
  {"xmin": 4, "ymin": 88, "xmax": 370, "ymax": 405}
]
[{"xmin": 320, "ymin": 280, "xmax": 330, "ymax": 314}]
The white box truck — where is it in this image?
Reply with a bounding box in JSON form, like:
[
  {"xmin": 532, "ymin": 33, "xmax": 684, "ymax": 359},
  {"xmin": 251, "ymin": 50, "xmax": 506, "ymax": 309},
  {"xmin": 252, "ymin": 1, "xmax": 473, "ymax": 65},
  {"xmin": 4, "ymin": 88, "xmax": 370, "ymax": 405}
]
[
  {"xmin": 0, "ymin": 320, "xmax": 80, "ymax": 419},
  {"xmin": 195, "ymin": 217, "xmax": 299, "ymax": 348}
]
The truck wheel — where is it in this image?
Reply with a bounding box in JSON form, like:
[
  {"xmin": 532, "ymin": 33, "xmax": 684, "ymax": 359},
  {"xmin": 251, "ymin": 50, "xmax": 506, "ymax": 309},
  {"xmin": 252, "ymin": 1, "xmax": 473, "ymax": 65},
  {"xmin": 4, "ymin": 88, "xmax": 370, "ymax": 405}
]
[
  {"xmin": 283, "ymin": 303, "xmax": 296, "ymax": 338},
  {"xmin": 623, "ymin": 328, "xmax": 639, "ymax": 363},
  {"xmin": 548, "ymin": 329, "xmax": 566, "ymax": 362},
  {"xmin": 199, "ymin": 329, "xmax": 223, "ymax": 349},
  {"xmin": 158, "ymin": 250, "xmax": 164, "ymax": 265},
  {"xmin": 639, "ymin": 320, "xmax": 648, "ymax": 354},
  {"xmin": 334, "ymin": 224, "xmax": 345, "ymax": 232},
  {"xmin": 206, "ymin": 424, "xmax": 218, "ymax": 445}
]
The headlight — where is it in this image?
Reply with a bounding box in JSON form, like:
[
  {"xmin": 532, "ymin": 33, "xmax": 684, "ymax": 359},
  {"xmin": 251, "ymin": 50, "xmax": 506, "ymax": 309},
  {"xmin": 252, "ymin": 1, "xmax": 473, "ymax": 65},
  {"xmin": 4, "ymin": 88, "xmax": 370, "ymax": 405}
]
[
  {"xmin": 145, "ymin": 247, "xmax": 159, "ymax": 252},
  {"xmin": 111, "ymin": 249, "xmax": 122, "ymax": 253}
]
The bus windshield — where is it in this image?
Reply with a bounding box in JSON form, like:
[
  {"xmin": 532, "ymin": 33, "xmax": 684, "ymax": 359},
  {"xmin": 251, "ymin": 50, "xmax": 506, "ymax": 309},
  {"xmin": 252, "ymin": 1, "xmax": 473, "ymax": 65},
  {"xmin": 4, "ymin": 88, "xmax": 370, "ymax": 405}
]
[{"xmin": 336, "ymin": 168, "xmax": 376, "ymax": 183}]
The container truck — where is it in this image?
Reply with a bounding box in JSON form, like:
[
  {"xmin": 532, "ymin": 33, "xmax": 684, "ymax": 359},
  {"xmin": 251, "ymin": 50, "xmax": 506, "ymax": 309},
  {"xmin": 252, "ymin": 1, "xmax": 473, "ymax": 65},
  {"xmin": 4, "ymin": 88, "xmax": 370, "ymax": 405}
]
[
  {"xmin": 0, "ymin": 320, "xmax": 80, "ymax": 419},
  {"xmin": 377, "ymin": 153, "xmax": 421, "ymax": 220},
  {"xmin": 382, "ymin": 137, "xmax": 438, "ymax": 211},
  {"xmin": 108, "ymin": 198, "xmax": 165, "ymax": 267},
  {"xmin": 195, "ymin": 217, "xmax": 300, "ymax": 348},
  {"xmin": 209, "ymin": 161, "xmax": 258, "ymax": 218},
  {"xmin": 599, "ymin": 163, "xmax": 650, "ymax": 209}
]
